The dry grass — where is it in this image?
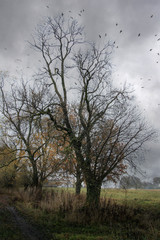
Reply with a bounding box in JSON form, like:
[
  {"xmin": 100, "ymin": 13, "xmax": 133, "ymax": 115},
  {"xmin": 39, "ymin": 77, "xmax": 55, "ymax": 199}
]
[{"xmin": 11, "ymin": 188, "xmax": 160, "ymax": 240}]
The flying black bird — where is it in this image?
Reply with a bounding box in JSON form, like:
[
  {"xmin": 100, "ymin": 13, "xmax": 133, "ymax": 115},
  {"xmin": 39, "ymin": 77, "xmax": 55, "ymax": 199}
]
[
  {"xmin": 113, "ymin": 41, "xmax": 116, "ymax": 44},
  {"xmin": 157, "ymin": 38, "xmax": 160, "ymax": 41},
  {"xmin": 78, "ymin": 13, "xmax": 81, "ymax": 16},
  {"xmin": 120, "ymin": 30, "xmax": 122, "ymax": 33},
  {"xmin": 150, "ymin": 49, "xmax": 152, "ymax": 51},
  {"xmin": 150, "ymin": 14, "xmax": 153, "ymax": 18},
  {"xmin": 116, "ymin": 46, "xmax": 118, "ymax": 48},
  {"xmin": 157, "ymin": 61, "xmax": 159, "ymax": 63},
  {"xmin": 62, "ymin": 13, "xmax": 64, "ymax": 16},
  {"xmin": 16, "ymin": 59, "xmax": 22, "ymax": 62},
  {"xmin": 69, "ymin": 10, "xmax": 71, "ymax": 13},
  {"xmin": 155, "ymin": 34, "xmax": 157, "ymax": 36},
  {"xmin": 105, "ymin": 33, "xmax": 107, "ymax": 37},
  {"xmin": 46, "ymin": 5, "xmax": 49, "ymax": 8},
  {"xmin": 116, "ymin": 23, "xmax": 118, "ymax": 26},
  {"xmin": 138, "ymin": 33, "xmax": 141, "ymax": 37},
  {"xmin": 99, "ymin": 35, "xmax": 101, "ymax": 38}
]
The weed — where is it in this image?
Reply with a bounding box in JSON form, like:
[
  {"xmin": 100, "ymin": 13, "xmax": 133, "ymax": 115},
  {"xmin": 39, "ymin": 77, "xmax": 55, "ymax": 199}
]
[{"xmin": 11, "ymin": 188, "xmax": 160, "ymax": 240}]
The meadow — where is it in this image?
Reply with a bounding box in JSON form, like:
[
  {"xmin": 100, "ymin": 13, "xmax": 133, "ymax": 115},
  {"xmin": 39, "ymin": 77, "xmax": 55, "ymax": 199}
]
[{"xmin": 10, "ymin": 187, "xmax": 160, "ymax": 240}]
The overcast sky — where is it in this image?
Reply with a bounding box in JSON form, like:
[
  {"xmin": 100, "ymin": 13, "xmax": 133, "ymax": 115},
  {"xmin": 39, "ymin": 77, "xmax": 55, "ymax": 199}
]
[{"xmin": 0, "ymin": 0, "xmax": 160, "ymax": 180}]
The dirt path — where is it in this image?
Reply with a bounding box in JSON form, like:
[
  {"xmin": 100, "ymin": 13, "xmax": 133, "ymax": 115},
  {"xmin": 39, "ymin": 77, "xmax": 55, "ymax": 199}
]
[
  {"xmin": 0, "ymin": 193, "xmax": 49, "ymax": 240},
  {"xmin": 7, "ymin": 206, "xmax": 47, "ymax": 240}
]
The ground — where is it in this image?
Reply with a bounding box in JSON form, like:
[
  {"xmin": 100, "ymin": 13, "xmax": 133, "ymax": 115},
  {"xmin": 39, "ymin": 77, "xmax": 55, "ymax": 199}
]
[{"xmin": 0, "ymin": 192, "xmax": 48, "ymax": 240}]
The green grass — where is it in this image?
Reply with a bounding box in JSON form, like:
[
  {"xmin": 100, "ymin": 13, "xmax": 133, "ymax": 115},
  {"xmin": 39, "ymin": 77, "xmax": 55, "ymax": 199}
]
[{"xmin": 13, "ymin": 188, "xmax": 160, "ymax": 240}]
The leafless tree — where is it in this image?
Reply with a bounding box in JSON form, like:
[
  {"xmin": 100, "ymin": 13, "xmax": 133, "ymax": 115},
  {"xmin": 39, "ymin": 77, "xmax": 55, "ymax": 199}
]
[
  {"xmin": 0, "ymin": 78, "xmax": 64, "ymax": 190},
  {"xmin": 29, "ymin": 14, "xmax": 155, "ymax": 206}
]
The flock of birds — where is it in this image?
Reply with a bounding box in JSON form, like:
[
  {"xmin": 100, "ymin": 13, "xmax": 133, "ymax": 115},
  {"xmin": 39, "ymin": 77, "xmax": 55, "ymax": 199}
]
[{"xmin": 2, "ymin": 7, "xmax": 160, "ymax": 106}]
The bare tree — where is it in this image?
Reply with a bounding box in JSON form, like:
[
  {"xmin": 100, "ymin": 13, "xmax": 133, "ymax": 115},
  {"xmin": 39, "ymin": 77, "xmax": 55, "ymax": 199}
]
[
  {"xmin": 0, "ymin": 78, "xmax": 64, "ymax": 190},
  {"xmin": 30, "ymin": 15, "xmax": 155, "ymax": 206}
]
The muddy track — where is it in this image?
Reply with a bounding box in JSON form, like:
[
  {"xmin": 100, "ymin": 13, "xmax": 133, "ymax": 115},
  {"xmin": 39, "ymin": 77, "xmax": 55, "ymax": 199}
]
[
  {"xmin": 0, "ymin": 194, "xmax": 54, "ymax": 240},
  {"xmin": 6, "ymin": 206, "xmax": 48, "ymax": 240}
]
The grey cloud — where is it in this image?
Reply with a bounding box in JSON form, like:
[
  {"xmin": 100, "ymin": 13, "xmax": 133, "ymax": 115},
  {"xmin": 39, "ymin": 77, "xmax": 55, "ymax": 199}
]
[{"xmin": 0, "ymin": 0, "xmax": 160, "ymax": 178}]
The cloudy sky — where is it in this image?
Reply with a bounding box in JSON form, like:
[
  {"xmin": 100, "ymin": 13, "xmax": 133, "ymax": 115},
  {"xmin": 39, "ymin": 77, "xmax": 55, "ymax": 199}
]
[{"xmin": 0, "ymin": 0, "xmax": 160, "ymax": 180}]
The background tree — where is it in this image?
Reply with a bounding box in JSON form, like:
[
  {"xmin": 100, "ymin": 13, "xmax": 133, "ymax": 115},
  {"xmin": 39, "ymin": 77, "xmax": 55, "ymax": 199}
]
[
  {"xmin": 0, "ymin": 144, "xmax": 21, "ymax": 188},
  {"xmin": 0, "ymin": 80, "xmax": 65, "ymax": 190},
  {"xmin": 29, "ymin": 14, "xmax": 155, "ymax": 206},
  {"xmin": 120, "ymin": 175, "xmax": 143, "ymax": 189},
  {"xmin": 153, "ymin": 177, "xmax": 160, "ymax": 188}
]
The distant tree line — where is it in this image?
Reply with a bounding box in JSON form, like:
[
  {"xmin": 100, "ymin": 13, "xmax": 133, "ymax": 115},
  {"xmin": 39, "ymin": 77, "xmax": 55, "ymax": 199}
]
[{"xmin": 120, "ymin": 175, "xmax": 160, "ymax": 189}]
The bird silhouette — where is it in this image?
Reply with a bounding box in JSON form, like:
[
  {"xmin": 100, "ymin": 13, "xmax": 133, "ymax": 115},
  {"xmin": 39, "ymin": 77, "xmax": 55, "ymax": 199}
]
[
  {"xmin": 150, "ymin": 15, "xmax": 153, "ymax": 18},
  {"xmin": 105, "ymin": 33, "xmax": 107, "ymax": 37},
  {"xmin": 150, "ymin": 49, "xmax": 152, "ymax": 51},
  {"xmin": 78, "ymin": 13, "xmax": 81, "ymax": 16},
  {"xmin": 157, "ymin": 38, "xmax": 160, "ymax": 41},
  {"xmin": 157, "ymin": 53, "xmax": 160, "ymax": 55},
  {"xmin": 116, "ymin": 23, "xmax": 118, "ymax": 26},
  {"xmin": 46, "ymin": 5, "xmax": 49, "ymax": 8},
  {"xmin": 16, "ymin": 59, "xmax": 22, "ymax": 62},
  {"xmin": 120, "ymin": 30, "xmax": 122, "ymax": 33},
  {"xmin": 155, "ymin": 34, "xmax": 157, "ymax": 36},
  {"xmin": 138, "ymin": 33, "xmax": 141, "ymax": 37},
  {"xmin": 99, "ymin": 35, "xmax": 101, "ymax": 38}
]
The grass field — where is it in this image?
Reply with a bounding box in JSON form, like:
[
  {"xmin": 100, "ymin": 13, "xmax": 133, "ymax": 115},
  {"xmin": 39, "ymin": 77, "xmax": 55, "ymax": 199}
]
[{"xmin": 11, "ymin": 187, "xmax": 160, "ymax": 240}]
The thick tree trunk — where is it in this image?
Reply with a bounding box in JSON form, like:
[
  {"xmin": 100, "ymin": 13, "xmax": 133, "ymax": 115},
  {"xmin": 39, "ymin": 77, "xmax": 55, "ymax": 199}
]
[
  {"xmin": 75, "ymin": 177, "xmax": 82, "ymax": 195},
  {"xmin": 75, "ymin": 164, "xmax": 82, "ymax": 195},
  {"xmin": 86, "ymin": 178, "xmax": 102, "ymax": 207},
  {"xmin": 31, "ymin": 161, "xmax": 39, "ymax": 189}
]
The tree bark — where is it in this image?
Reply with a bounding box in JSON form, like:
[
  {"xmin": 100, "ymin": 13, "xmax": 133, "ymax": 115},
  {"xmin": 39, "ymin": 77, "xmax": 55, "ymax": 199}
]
[
  {"xmin": 75, "ymin": 163, "xmax": 83, "ymax": 195},
  {"xmin": 32, "ymin": 161, "xmax": 39, "ymax": 188},
  {"xmin": 85, "ymin": 178, "xmax": 102, "ymax": 208},
  {"xmin": 75, "ymin": 176, "xmax": 82, "ymax": 195}
]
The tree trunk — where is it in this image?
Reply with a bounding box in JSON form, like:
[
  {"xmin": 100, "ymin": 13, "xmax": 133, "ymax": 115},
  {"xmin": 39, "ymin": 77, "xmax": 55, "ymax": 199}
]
[
  {"xmin": 85, "ymin": 178, "xmax": 102, "ymax": 208},
  {"xmin": 75, "ymin": 165, "xmax": 82, "ymax": 195},
  {"xmin": 32, "ymin": 162, "xmax": 39, "ymax": 188},
  {"xmin": 75, "ymin": 177, "xmax": 82, "ymax": 195}
]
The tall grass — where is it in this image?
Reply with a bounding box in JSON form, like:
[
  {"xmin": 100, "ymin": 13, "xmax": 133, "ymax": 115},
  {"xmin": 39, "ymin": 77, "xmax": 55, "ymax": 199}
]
[{"xmin": 12, "ymin": 188, "xmax": 160, "ymax": 240}]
